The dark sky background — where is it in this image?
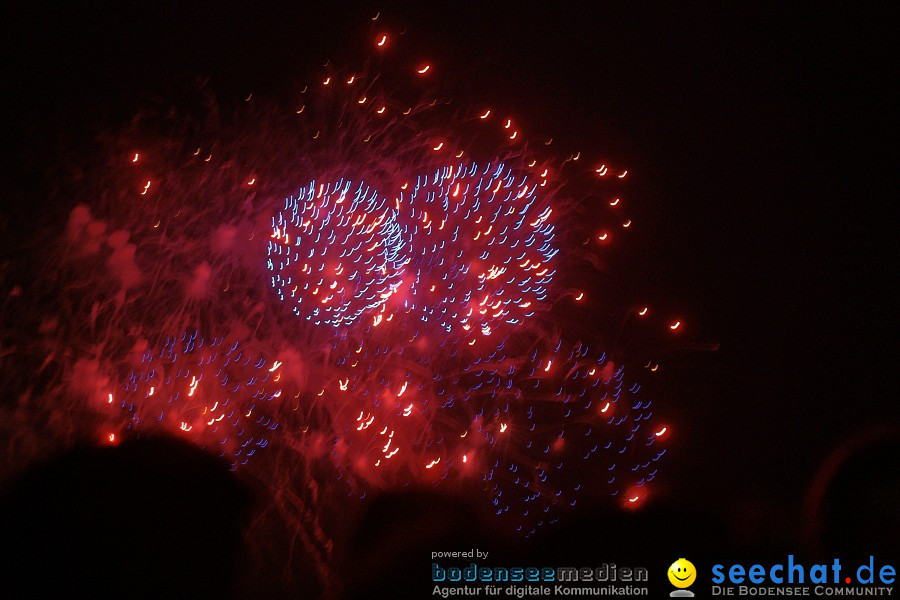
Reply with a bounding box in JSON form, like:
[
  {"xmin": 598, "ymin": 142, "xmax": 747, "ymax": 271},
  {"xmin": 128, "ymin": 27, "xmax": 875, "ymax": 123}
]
[{"xmin": 2, "ymin": 0, "xmax": 896, "ymax": 582}]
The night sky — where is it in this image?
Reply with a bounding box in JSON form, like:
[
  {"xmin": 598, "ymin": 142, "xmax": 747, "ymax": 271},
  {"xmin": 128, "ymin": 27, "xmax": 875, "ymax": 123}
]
[{"xmin": 2, "ymin": 0, "xmax": 896, "ymax": 595}]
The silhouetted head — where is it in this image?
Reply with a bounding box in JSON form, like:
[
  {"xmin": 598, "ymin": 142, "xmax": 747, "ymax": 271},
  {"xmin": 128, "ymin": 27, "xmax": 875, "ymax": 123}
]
[{"xmin": 0, "ymin": 435, "xmax": 253, "ymax": 599}]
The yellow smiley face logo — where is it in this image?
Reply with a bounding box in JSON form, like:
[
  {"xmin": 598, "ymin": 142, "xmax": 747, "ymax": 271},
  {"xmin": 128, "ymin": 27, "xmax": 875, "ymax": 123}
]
[{"xmin": 668, "ymin": 558, "xmax": 697, "ymax": 588}]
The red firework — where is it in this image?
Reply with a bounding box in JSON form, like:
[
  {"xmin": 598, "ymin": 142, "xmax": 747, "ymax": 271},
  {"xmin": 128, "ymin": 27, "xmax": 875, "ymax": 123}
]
[{"xmin": 0, "ymin": 19, "xmax": 691, "ymax": 586}]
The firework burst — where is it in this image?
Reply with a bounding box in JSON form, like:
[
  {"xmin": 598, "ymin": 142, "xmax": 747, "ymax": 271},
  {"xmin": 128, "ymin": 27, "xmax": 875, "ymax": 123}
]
[{"xmin": 0, "ymin": 16, "xmax": 689, "ymax": 589}]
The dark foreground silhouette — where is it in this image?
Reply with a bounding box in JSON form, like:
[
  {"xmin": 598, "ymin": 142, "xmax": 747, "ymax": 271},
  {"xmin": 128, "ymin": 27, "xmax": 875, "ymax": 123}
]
[
  {"xmin": 2, "ymin": 427, "xmax": 896, "ymax": 599},
  {"xmin": 0, "ymin": 437, "xmax": 253, "ymax": 599}
]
